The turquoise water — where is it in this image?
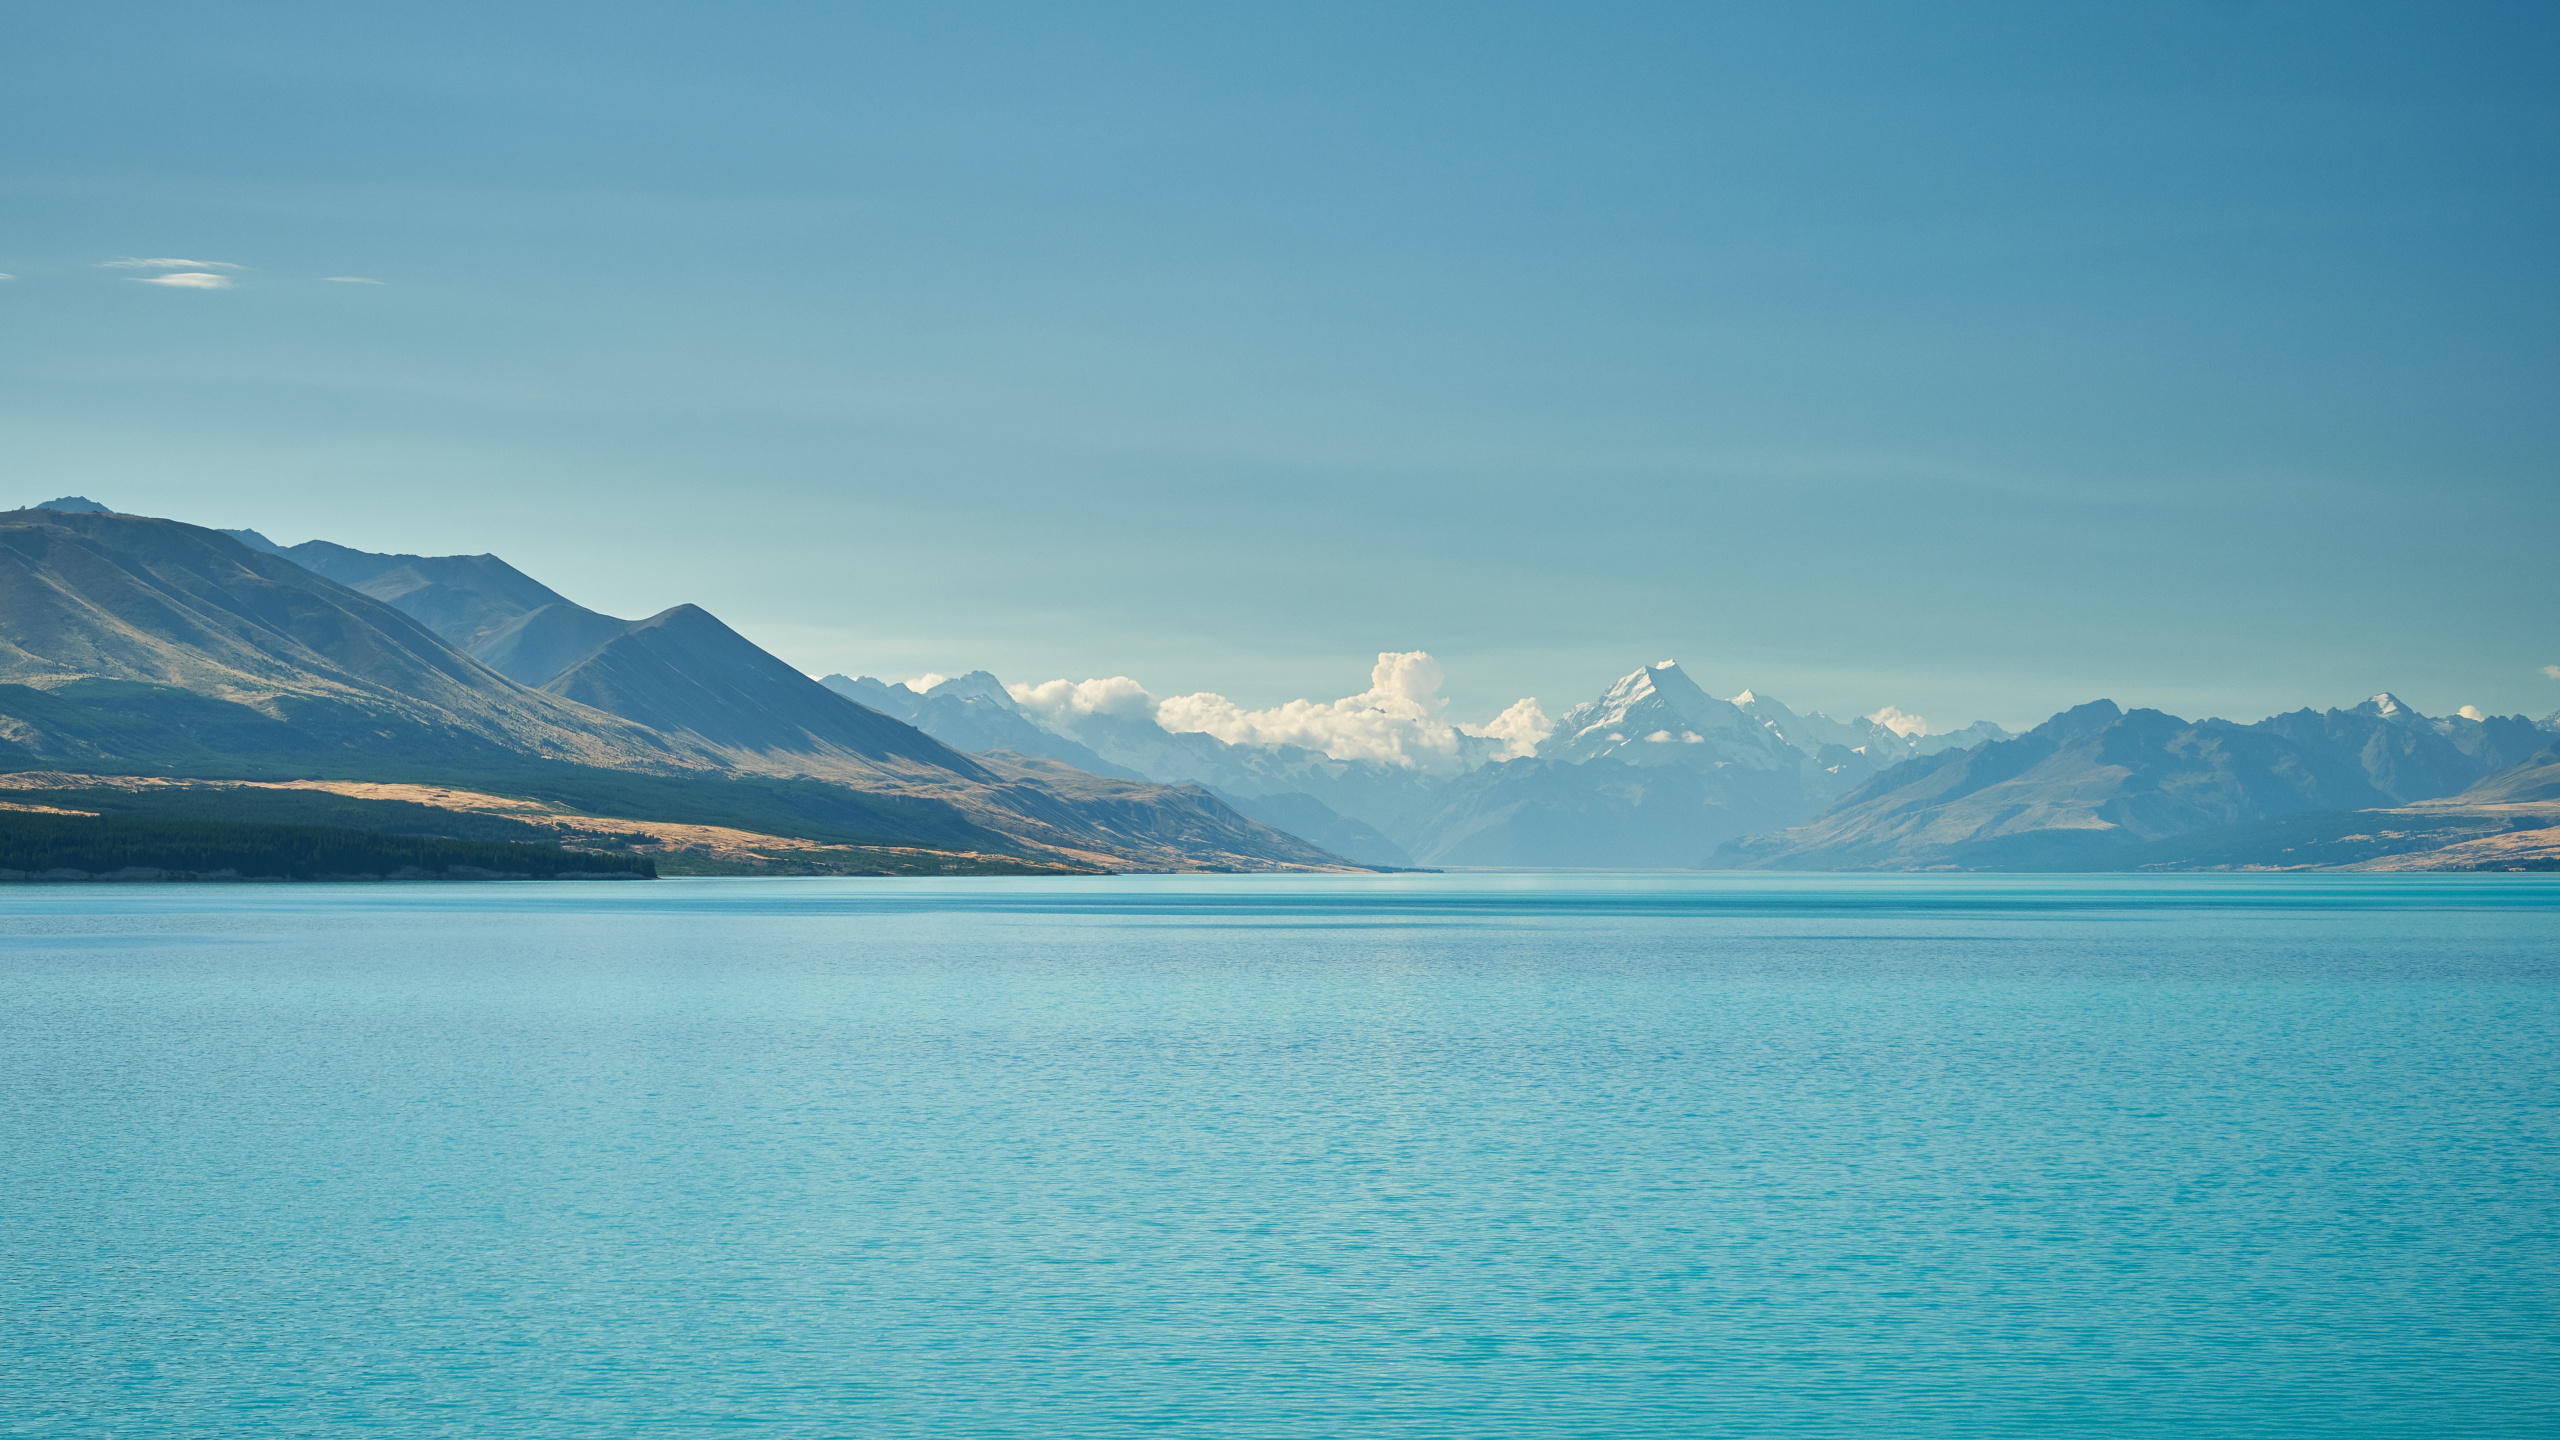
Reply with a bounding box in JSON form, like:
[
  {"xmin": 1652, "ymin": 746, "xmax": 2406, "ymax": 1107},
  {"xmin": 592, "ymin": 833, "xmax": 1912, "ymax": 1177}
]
[{"xmin": 4, "ymin": 873, "xmax": 2556, "ymax": 1437}]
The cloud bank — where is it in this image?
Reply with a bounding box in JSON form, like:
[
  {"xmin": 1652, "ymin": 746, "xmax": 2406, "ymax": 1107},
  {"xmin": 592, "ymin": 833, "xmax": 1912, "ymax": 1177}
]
[{"xmin": 1013, "ymin": 652, "xmax": 1549, "ymax": 770}]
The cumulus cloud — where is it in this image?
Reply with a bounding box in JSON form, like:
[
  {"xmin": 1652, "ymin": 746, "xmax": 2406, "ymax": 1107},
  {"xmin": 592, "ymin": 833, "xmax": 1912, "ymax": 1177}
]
[
  {"xmin": 902, "ymin": 673, "xmax": 951, "ymax": 693},
  {"xmin": 1014, "ymin": 652, "xmax": 1549, "ymax": 768},
  {"xmin": 2544, "ymin": 665, "xmax": 2560, "ymax": 680},
  {"xmin": 1464, "ymin": 696, "xmax": 1553, "ymax": 759},
  {"xmin": 2458, "ymin": 705, "xmax": 2487, "ymax": 721},
  {"xmin": 325, "ymin": 276, "xmax": 385, "ymax": 284},
  {"xmin": 136, "ymin": 271, "xmax": 232, "ymax": 289},
  {"xmin": 1010, "ymin": 675, "xmax": 1163, "ymax": 723},
  {"xmin": 1866, "ymin": 705, "xmax": 1929, "ymax": 737},
  {"xmin": 99, "ymin": 257, "xmax": 241, "ymax": 270}
]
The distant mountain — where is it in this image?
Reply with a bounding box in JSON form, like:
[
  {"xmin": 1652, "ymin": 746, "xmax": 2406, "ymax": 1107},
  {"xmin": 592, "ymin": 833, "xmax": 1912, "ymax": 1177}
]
[
  {"xmin": 1017, "ymin": 703, "xmax": 1451, "ymax": 834},
  {"xmin": 0, "ymin": 509, "xmax": 1360, "ymax": 873},
  {"xmin": 1733, "ymin": 689, "xmax": 2008, "ymax": 777},
  {"xmin": 2451, "ymin": 744, "xmax": 2560, "ymax": 805},
  {"xmin": 966, "ymin": 754, "xmax": 1348, "ymax": 871},
  {"xmin": 38, "ymin": 496, "xmax": 115, "ymax": 515},
  {"xmin": 1386, "ymin": 754, "xmax": 1810, "ymax": 868},
  {"xmin": 1719, "ymin": 694, "xmax": 2549, "ymax": 871},
  {"xmin": 825, "ymin": 672, "xmax": 1146, "ymax": 780},
  {"xmin": 2259, "ymin": 693, "xmax": 2547, "ymax": 803},
  {"xmin": 826, "ymin": 671, "xmax": 1416, "ymax": 865},
  {"xmin": 846, "ymin": 657, "xmax": 2021, "ymax": 869},
  {"xmin": 1207, "ymin": 788, "xmax": 1412, "ymax": 869},
  {"xmin": 1373, "ymin": 662, "xmax": 2012, "ymax": 867},
  {"xmin": 1541, "ymin": 663, "xmax": 1801, "ymax": 772}
]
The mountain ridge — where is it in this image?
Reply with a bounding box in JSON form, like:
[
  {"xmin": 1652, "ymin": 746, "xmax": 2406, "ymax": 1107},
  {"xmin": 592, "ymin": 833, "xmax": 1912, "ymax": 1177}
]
[{"xmin": 0, "ymin": 509, "xmax": 1360, "ymax": 873}]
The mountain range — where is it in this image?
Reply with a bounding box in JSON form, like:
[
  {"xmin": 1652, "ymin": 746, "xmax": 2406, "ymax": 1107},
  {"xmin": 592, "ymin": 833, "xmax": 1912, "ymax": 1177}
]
[
  {"xmin": 827, "ymin": 663, "xmax": 2558, "ymax": 874},
  {"xmin": 1719, "ymin": 697, "xmax": 2557, "ymax": 871},
  {"xmin": 3, "ymin": 504, "xmax": 1351, "ymax": 873},
  {"xmin": 13, "ymin": 496, "xmax": 2557, "ymax": 875}
]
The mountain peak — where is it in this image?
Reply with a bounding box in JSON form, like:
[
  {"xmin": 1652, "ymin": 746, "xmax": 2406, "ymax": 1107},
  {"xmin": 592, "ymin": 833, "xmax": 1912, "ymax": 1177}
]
[
  {"xmin": 923, "ymin": 670, "xmax": 1016, "ymax": 706},
  {"xmin": 2032, "ymin": 698, "xmax": 2124, "ymax": 739},
  {"xmin": 217, "ymin": 527, "xmax": 291, "ymax": 556},
  {"xmin": 2350, "ymin": 692, "xmax": 2430, "ymax": 724},
  {"xmin": 34, "ymin": 496, "xmax": 113, "ymax": 514}
]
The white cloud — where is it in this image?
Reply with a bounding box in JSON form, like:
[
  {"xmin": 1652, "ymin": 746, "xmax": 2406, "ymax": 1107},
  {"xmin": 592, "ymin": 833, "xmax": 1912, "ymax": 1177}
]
[
  {"xmin": 136, "ymin": 272, "xmax": 232, "ymax": 289},
  {"xmin": 1463, "ymin": 696, "xmax": 1553, "ymax": 759},
  {"xmin": 99, "ymin": 257, "xmax": 241, "ymax": 270},
  {"xmin": 0, "ymin": 273, "xmax": 14, "ymax": 281},
  {"xmin": 2458, "ymin": 705, "xmax": 2487, "ymax": 721},
  {"xmin": 901, "ymin": 673, "xmax": 951, "ymax": 693},
  {"xmin": 2544, "ymin": 665, "xmax": 2560, "ymax": 680},
  {"xmin": 325, "ymin": 276, "xmax": 385, "ymax": 284},
  {"xmin": 1866, "ymin": 705, "xmax": 1929, "ymax": 737},
  {"xmin": 1028, "ymin": 651, "xmax": 1551, "ymax": 771},
  {"xmin": 1009, "ymin": 675, "xmax": 1160, "ymax": 722}
]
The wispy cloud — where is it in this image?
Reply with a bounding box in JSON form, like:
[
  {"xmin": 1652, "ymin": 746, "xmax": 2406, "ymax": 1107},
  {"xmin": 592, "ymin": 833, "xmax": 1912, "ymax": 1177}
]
[
  {"xmin": 0, "ymin": 273, "xmax": 14, "ymax": 281},
  {"xmin": 324, "ymin": 276, "xmax": 385, "ymax": 284},
  {"xmin": 137, "ymin": 272, "xmax": 233, "ymax": 289},
  {"xmin": 99, "ymin": 257, "xmax": 242, "ymax": 270}
]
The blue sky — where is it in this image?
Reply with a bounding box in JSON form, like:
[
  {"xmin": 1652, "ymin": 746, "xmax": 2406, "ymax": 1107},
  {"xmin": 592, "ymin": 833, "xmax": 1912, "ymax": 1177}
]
[{"xmin": 5, "ymin": 2, "xmax": 2555, "ymax": 730}]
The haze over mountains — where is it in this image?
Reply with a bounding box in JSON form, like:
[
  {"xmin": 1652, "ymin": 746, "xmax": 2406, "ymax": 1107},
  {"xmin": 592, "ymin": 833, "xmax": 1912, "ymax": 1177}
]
[
  {"xmin": 13, "ymin": 496, "xmax": 2559, "ymax": 874},
  {"xmin": 837, "ymin": 654, "xmax": 2558, "ymax": 871}
]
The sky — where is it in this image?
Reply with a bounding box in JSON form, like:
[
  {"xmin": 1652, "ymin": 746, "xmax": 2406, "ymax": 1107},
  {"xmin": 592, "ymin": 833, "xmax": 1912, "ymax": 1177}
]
[{"xmin": 5, "ymin": 1, "xmax": 2556, "ymax": 733}]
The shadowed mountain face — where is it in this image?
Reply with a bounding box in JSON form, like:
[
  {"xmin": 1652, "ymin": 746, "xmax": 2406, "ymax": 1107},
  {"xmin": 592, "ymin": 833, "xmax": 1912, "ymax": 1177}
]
[
  {"xmin": 545, "ymin": 606, "xmax": 966, "ymax": 771},
  {"xmin": 0, "ymin": 511, "xmax": 1358, "ymax": 872},
  {"xmin": 278, "ymin": 542, "xmax": 575, "ymax": 654},
  {"xmin": 0, "ymin": 508, "xmax": 680, "ymax": 773},
  {"xmin": 472, "ymin": 603, "xmax": 635, "ymax": 688}
]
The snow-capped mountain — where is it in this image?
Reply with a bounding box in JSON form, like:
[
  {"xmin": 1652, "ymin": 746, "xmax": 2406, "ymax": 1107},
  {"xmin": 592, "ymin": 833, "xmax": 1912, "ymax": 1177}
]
[
  {"xmin": 1732, "ymin": 690, "xmax": 2011, "ymax": 777},
  {"xmin": 827, "ymin": 654, "xmax": 2021, "ymax": 868},
  {"xmin": 1539, "ymin": 662, "xmax": 1801, "ymax": 771}
]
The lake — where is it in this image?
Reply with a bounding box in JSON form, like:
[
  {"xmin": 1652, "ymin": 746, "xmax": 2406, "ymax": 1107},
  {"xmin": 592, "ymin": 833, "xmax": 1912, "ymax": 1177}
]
[{"xmin": 4, "ymin": 873, "xmax": 2556, "ymax": 1436}]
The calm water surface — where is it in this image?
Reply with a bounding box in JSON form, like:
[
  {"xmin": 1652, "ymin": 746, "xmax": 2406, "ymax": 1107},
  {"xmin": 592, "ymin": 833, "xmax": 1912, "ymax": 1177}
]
[{"xmin": 3, "ymin": 873, "xmax": 2556, "ymax": 1437}]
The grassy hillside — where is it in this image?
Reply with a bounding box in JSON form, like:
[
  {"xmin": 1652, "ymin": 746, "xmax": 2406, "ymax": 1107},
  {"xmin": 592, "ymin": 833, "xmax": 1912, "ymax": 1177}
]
[
  {"xmin": 0, "ymin": 810, "xmax": 653, "ymax": 880},
  {"xmin": 1, "ymin": 786, "xmax": 571, "ymax": 843}
]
